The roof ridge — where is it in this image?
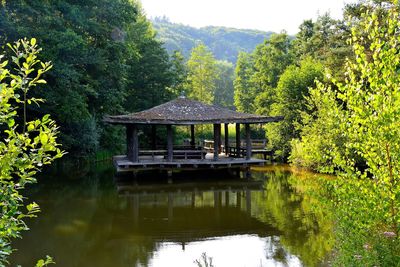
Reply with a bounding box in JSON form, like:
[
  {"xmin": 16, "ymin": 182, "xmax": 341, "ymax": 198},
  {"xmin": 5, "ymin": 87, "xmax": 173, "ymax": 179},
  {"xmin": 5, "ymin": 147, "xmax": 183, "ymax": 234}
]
[{"xmin": 105, "ymin": 97, "xmax": 283, "ymax": 125}]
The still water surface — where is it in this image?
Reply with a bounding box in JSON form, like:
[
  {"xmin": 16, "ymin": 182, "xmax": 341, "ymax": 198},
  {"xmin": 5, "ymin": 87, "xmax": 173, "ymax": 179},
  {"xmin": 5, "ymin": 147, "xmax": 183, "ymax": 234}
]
[{"xmin": 11, "ymin": 164, "xmax": 333, "ymax": 267}]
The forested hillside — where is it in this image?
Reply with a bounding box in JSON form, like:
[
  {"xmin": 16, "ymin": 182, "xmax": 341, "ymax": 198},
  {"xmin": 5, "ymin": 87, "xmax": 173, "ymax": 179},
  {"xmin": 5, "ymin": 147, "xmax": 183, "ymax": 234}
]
[{"xmin": 152, "ymin": 17, "xmax": 274, "ymax": 63}]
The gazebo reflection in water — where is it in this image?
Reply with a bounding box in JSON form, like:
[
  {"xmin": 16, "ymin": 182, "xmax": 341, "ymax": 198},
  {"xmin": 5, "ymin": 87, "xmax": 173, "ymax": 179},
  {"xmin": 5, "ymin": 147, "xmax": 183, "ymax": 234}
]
[
  {"xmin": 104, "ymin": 96, "xmax": 283, "ymax": 173},
  {"xmin": 113, "ymin": 169, "xmax": 279, "ymax": 244}
]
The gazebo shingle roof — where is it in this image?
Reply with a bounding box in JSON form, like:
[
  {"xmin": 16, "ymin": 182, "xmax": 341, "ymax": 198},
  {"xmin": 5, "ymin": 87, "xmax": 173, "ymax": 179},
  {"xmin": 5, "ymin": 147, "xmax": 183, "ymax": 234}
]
[{"xmin": 104, "ymin": 97, "xmax": 283, "ymax": 125}]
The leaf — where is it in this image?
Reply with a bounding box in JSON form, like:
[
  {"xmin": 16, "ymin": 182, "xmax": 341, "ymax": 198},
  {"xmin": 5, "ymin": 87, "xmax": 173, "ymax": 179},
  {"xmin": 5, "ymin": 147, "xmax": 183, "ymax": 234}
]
[
  {"xmin": 31, "ymin": 38, "xmax": 37, "ymax": 46},
  {"xmin": 0, "ymin": 60, "xmax": 8, "ymax": 68},
  {"xmin": 42, "ymin": 114, "xmax": 50, "ymax": 122},
  {"xmin": 7, "ymin": 119, "xmax": 15, "ymax": 128},
  {"xmin": 39, "ymin": 133, "xmax": 49, "ymax": 145},
  {"xmin": 27, "ymin": 124, "xmax": 35, "ymax": 132}
]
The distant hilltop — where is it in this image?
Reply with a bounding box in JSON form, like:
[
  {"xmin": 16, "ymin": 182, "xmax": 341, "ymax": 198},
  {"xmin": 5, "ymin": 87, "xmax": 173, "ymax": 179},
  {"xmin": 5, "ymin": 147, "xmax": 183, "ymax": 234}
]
[{"xmin": 151, "ymin": 17, "xmax": 274, "ymax": 63}]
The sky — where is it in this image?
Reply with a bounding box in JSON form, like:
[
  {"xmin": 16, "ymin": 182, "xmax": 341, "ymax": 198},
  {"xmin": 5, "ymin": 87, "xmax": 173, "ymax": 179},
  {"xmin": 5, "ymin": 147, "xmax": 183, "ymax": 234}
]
[{"xmin": 140, "ymin": 0, "xmax": 357, "ymax": 34}]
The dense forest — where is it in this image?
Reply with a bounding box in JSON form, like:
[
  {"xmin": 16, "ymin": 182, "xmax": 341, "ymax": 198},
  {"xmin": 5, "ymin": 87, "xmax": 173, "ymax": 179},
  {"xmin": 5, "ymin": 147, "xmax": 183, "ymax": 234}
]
[
  {"xmin": 152, "ymin": 17, "xmax": 273, "ymax": 63},
  {"xmin": 0, "ymin": 0, "xmax": 187, "ymax": 155}
]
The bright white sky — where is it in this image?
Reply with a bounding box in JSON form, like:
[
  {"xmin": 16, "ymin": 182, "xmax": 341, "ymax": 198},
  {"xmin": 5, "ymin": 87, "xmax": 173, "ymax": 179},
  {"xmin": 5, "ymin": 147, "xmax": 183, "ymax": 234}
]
[{"xmin": 140, "ymin": 0, "xmax": 357, "ymax": 34}]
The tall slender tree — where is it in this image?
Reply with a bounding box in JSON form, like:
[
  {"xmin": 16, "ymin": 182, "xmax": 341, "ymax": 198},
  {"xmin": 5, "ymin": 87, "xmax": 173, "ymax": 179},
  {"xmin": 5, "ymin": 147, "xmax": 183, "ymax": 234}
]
[
  {"xmin": 234, "ymin": 52, "xmax": 257, "ymax": 113},
  {"xmin": 214, "ymin": 60, "xmax": 234, "ymax": 108},
  {"xmin": 186, "ymin": 43, "xmax": 218, "ymax": 103}
]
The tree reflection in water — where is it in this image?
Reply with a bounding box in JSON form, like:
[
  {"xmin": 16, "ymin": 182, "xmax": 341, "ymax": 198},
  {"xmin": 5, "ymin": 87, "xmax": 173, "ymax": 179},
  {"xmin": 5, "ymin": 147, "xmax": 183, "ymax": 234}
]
[{"xmin": 10, "ymin": 165, "xmax": 333, "ymax": 267}]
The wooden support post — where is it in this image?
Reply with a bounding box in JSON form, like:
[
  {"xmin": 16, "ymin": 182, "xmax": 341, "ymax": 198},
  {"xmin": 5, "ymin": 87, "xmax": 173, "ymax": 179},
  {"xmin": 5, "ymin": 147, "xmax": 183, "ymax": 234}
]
[
  {"xmin": 151, "ymin": 125, "xmax": 156, "ymax": 150},
  {"xmin": 236, "ymin": 192, "xmax": 241, "ymax": 209},
  {"xmin": 167, "ymin": 125, "xmax": 173, "ymax": 162},
  {"xmin": 191, "ymin": 191, "xmax": 196, "ymax": 207},
  {"xmin": 214, "ymin": 191, "xmax": 221, "ymax": 222},
  {"xmin": 235, "ymin": 123, "xmax": 241, "ymax": 158},
  {"xmin": 213, "ymin": 124, "xmax": 221, "ymax": 161},
  {"xmin": 168, "ymin": 193, "xmax": 173, "ymax": 223},
  {"xmin": 127, "ymin": 124, "xmax": 139, "ymax": 162},
  {"xmin": 190, "ymin": 125, "xmax": 195, "ymax": 148},
  {"xmin": 126, "ymin": 126, "xmax": 132, "ymax": 160},
  {"xmin": 246, "ymin": 189, "xmax": 251, "ymax": 214},
  {"xmin": 224, "ymin": 123, "xmax": 229, "ymax": 156},
  {"xmin": 133, "ymin": 194, "xmax": 139, "ymax": 227},
  {"xmin": 245, "ymin": 123, "xmax": 251, "ymax": 160}
]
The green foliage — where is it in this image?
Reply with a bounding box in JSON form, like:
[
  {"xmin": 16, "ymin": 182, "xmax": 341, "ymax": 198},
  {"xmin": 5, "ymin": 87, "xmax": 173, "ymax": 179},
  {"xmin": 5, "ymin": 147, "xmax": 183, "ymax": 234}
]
[
  {"xmin": 0, "ymin": 1, "xmax": 182, "ymax": 156},
  {"xmin": 0, "ymin": 38, "xmax": 63, "ymax": 266},
  {"xmin": 233, "ymin": 32, "xmax": 293, "ymax": 116},
  {"xmin": 152, "ymin": 17, "xmax": 273, "ymax": 63},
  {"xmin": 233, "ymin": 52, "xmax": 257, "ymax": 113},
  {"xmin": 253, "ymin": 32, "xmax": 293, "ymax": 91},
  {"xmin": 289, "ymin": 84, "xmax": 345, "ymax": 172},
  {"xmin": 214, "ymin": 60, "xmax": 234, "ymax": 108},
  {"xmin": 35, "ymin": 256, "xmax": 55, "ymax": 267},
  {"xmin": 186, "ymin": 44, "xmax": 218, "ymax": 103},
  {"xmin": 332, "ymin": 0, "xmax": 400, "ymax": 233},
  {"xmin": 265, "ymin": 58, "xmax": 324, "ymax": 159},
  {"xmin": 168, "ymin": 50, "xmax": 188, "ymax": 97},
  {"xmin": 233, "ymin": 15, "xmax": 352, "ymax": 162},
  {"xmin": 291, "ymin": 14, "xmax": 353, "ymax": 81},
  {"xmin": 124, "ymin": 13, "xmax": 177, "ymax": 111},
  {"xmin": 253, "ymin": 33, "xmax": 293, "ymax": 116},
  {"xmin": 292, "ymin": 0, "xmax": 400, "ymax": 264}
]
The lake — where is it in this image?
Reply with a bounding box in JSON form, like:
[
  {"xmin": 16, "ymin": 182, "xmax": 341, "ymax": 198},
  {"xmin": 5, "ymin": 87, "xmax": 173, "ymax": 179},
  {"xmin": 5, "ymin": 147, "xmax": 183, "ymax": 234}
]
[{"xmin": 10, "ymin": 163, "xmax": 333, "ymax": 267}]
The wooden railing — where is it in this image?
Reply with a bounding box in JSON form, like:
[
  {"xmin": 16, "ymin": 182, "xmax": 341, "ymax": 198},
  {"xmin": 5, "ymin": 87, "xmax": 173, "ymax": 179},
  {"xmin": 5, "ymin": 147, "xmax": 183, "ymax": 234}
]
[
  {"xmin": 203, "ymin": 139, "xmax": 273, "ymax": 160},
  {"xmin": 139, "ymin": 149, "xmax": 206, "ymax": 160}
]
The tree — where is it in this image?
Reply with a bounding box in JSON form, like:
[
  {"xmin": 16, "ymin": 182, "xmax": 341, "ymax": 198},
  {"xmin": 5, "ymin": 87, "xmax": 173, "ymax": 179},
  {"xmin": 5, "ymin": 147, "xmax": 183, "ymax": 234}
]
[
  {"xmin": 292, "ymin": 14, "xmax": 353, "ymax": 82},
  {"xmin": 0, "ymin": 0, "xmax": 139, "ymax": 154},
  {"xmin": 214, "ymin": 60, "xmax": 234, "ymax": 108},
  {"xmin": 234, "ymin": 33, "xmax": 293, "ymax": 115},
  {"xmin": 333, "ymin": 0, "xmax": 400, "ymax": 234},
  {"xmin": 293, "ymin": 1, "xmax": 400, "ymax": 264},
  {"xmin": 289, "ymin": 83, "xmax": 345, "ymax": 172},
  {"xmin": 0, "ymin": 38, "xmax": 63, "ymax": 265},
  {"xmin": 253, "ymin": 32, "xmax": 293, "ymax": 90},
  {"xmin": 266, "ymin": 58, "xmax": 324, "ymax": 159},
  {"xmin": 0, "ymin": 1, "xmax": 181, "ymax": 156},
  {"xmin": 168, "ymin": 50, "xmax": 188, "ymax": 97},
  {"xmin": 186, "ymin": 43, "xmax": 218, "ymax": 103},
  {"xmin": 124, "ymin": 12, "xmax": 175, "ymax": 111},
  {"xmin": 253, "ymin": 32, "xmax": 293, "ymax": 115},
  {"xmin": 234, "ymin": 52, "xmax": 257, "ymax": 113}
]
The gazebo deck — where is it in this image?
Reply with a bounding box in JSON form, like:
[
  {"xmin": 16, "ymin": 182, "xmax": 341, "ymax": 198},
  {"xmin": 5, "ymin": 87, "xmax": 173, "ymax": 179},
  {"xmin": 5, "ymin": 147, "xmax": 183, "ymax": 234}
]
[{"xmin": 113, "ymin": 155, "xmax": 265, "ymax": 172}]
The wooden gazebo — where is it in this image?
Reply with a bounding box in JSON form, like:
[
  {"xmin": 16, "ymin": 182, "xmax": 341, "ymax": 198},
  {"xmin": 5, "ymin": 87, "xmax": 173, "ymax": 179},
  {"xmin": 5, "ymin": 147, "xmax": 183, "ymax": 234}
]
[{"xmin": 104, "ymin": 96, "xmax": 283, "ymax": 172}]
